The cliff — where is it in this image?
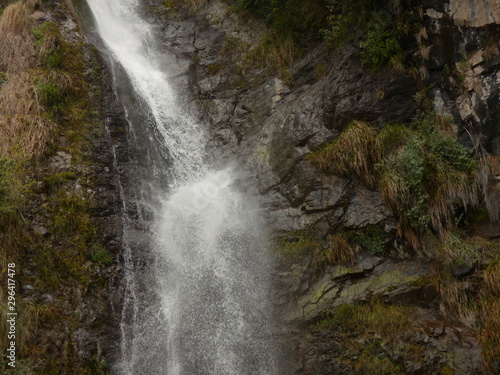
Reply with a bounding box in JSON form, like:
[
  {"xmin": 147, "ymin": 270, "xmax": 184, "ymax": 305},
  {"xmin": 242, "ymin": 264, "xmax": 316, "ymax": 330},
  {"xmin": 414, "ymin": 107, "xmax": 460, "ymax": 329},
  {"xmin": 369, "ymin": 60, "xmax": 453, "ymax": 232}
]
[
  {"xmin": 142, "ymin": 0, "xmax": 500, "ymax": 373},
  {"xmin": 0, "ymin": 0, "xmax": 499, "ymax": 374}
]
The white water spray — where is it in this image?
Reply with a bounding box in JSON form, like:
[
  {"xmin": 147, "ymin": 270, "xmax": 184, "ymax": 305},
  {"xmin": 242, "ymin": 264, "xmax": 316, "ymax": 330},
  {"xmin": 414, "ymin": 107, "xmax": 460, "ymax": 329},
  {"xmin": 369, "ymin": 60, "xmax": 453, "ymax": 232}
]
[{"xmin": 86, "ymin": 1, "xmax": 278, "ymax": 374}]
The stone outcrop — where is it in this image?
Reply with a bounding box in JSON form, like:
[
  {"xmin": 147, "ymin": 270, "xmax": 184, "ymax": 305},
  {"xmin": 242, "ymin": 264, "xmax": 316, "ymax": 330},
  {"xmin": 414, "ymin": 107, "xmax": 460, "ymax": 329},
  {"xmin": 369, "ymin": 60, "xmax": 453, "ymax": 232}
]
[
  {"xmin": 136, "ymin": 0, "xmax": 500, "ymax": 373},
  {"xmin": 450, "ymin": 0, "xmax": 500, "ymax": 27}
]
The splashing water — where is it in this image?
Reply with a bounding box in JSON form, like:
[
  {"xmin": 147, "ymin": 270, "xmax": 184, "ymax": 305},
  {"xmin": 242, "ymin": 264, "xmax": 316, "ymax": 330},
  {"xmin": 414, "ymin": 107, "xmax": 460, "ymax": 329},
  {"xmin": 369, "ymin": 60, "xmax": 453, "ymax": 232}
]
[{"xmin": 85, "ymin": 0, "xmax": 278, "ymax": 374}]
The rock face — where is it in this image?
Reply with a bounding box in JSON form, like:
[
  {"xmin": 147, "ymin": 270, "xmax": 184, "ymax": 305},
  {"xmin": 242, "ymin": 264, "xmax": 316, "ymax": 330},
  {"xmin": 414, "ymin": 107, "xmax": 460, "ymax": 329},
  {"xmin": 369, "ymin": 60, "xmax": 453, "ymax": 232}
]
[
  {"xmin": 134, "ymin": 0, "xmax": 500, "ymax": 373},
  {"xmin": 450, "ymin": 0, "xmax": 500, "ymax": 27}
]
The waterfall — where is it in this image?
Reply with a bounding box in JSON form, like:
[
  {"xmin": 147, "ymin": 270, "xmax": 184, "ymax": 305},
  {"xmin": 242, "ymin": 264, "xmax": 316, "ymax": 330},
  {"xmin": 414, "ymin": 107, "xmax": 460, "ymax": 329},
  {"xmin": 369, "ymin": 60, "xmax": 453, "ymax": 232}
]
[{"xmin": 85, "ymin": 0, "xmax": 278, "ymax": 374}]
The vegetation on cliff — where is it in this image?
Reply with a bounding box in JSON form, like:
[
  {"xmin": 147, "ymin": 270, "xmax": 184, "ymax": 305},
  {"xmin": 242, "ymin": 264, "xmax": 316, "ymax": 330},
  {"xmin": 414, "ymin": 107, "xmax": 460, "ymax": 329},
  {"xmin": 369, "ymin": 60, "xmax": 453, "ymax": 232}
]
[{"xmin": 0, "ymin": 0, "xmax": 112, "ymax": 373}]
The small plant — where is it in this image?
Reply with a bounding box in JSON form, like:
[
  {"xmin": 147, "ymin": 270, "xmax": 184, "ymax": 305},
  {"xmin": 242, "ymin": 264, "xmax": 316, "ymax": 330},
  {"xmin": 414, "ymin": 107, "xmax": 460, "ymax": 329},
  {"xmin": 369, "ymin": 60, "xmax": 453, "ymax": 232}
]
[
  {"xmin": 38, "ymin": 79, "xmax": 67, "ymax": 116},
  {"xmin": 0, "ymin": 71, "xmax": 7, "ymax": 86},
  {"xmin": 246, "ymin": 32, "xmax": 302, "ymax": 79},
  {"xmin": 359, "ymin": 11, "xmax": 402, "ymax": 70},
  {"xmin": 91, "ymin": 244, "xmax": 113, "ymax": 266},
  {"xmin": 307, "ymin": 120, "xmax": 378, "ymax": 187},
  {"xmin": 350, "ymin": 225, "xmax": 386, "ymax": 255}
]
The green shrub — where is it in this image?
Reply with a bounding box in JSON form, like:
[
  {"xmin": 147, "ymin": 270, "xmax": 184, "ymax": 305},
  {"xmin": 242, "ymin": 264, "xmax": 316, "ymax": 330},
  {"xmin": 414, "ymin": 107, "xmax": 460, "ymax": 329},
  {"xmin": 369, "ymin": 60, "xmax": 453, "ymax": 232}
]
[
  {"xmin": 350, "ymin": 225, "xmax": 386, "ymax": 255},
  {"xmin": 309, "ymin": 110, "xmax": 479, "ymax": 250},
  {"xmin": 229, "ymin": 0, "xmax": 328, "ymax": 38},
  {"xmin": 0, "ymin": 155, "xmax": 29, "ymax": 215},
  {"xmin": 321, "ymin": 0, "xmax": 357, "ymax": 48},
  {"xmin": 38, "ymin": 81, "xmax": 64, "ymax": 116},
  {"xmin": 359, "ymin": 11, "xmax": 402, "ymax": 69}
]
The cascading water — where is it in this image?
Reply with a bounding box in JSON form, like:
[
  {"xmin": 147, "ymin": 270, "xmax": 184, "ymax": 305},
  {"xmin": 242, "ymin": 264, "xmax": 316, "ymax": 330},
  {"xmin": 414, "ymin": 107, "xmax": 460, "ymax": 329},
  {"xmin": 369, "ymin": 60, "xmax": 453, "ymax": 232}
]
[{"xmin": 85, "ymin": 0, "xmax": 278, "ymax": 374}]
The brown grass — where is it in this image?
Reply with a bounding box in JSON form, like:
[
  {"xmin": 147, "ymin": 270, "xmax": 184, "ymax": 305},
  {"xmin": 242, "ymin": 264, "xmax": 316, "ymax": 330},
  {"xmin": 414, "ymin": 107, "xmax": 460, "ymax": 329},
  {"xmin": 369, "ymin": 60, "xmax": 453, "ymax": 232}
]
[
  {"xmin": 479, "ymin": 255, "xmax": 500, "ymax": 372},
  {"xmin": 431, "ymin": 266, "xmax": 477, "ymax": 327},
  {"xmin": 0, "ymin": 71, "xmax": 54, "ymax": 157},
  {"xmin": 478, "ymin": 297, "xmax": 500, "ymax": 373},
  {"xmin": 322, "ymin": 233, "xmax": 357, "ymax": 265},
  {"xmin": 0, "ymin": 1, "xmax": 37, "ymax": 74},
  {"xmin": 429, "ymin": 169, "xmax": 479, "ymax": 235},
  {"xmin": 483, "ymin": 256, "xmax": 500, "ymax": 296},
  {"xmin": 246, "ymin": 33, "xmax": 301, "ymax": 82},
  {"xmin": 419, "ymin": 44, "xmax": 431, "ymax": 61},
  {"xmin": 437, "ymin": 232, "xmax": 494, "ymax": 266},
  {"xmin": 307, "ymin": 121, "xmax": 379, "ymax": 187}
]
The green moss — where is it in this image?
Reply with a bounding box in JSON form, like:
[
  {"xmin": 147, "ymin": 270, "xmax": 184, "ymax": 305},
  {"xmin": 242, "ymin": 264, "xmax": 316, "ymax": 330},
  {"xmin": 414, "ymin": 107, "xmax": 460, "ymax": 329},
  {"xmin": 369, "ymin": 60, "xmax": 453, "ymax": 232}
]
[
  {"xmin": 349, "ymin": 225, "xmax": 386, "ymax": 255},
  {"xmin": 441, "ymin": 364, "xmax": 455, "ymax": 375},
  {"xmin": 207, "ymin": 63, "xmax": 220, "ymax": 75},
  {"xmin": 276, "ymin": 230, "xmax": 320, "ymax": 258},
  {"xmin": 319, "ymin": 300, "xmax": 413, "ymax": 339},
  {"xmin": 43, "ymin": 171, "xmax": 78, "ymax": 193},
  {"xmin": 91, "ymin": 244, "xmax": 113, "ymax": 266},
  {"xmin": 0, "ymin": 154, "xmax": 30, "ymax": 215}
]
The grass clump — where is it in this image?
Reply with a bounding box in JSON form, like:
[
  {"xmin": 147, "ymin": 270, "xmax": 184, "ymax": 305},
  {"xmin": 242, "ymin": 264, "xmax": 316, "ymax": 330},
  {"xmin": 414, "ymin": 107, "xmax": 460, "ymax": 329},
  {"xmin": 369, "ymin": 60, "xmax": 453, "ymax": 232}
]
[
  {"xmin": 437, "ymin": 232, "xmax": 494, "ymax": 266},
  {"xmin": 478, "ymin": 256, "xmax": 500, "ymax": 373},
  {"xmin": 379, "ymin": 112, "xmax": 478, "ymax": 238},
  {"xmin": 308, "ymin": 110, "xmax": 481, "ymax": 252},
  {"xmin": 277, "ymin": 230, "xmax": 320, "ymax": 259},
  {"xmin": 322, "ymin": 232, "xmax": 357, "ymax": 265},
  {"xmin": 0, "ymin": 154, "xmax": 30, "ymax": 215},
  {"xmin": 319, "ymin": 300, "xmax": 413, "ymax": 340},
  {"xmin": 43, "ymin": 171, "xmax": 78, "ymax": 193},
  {"xmin": 246, "ymin": 32, "xmax": 301, "ymax": 82},
  {"xmin": 307, "ymin": 120, "xmax": 378, "ymax": 187},
  {"xmin": 316, "ymin": 300, "xmax": 415, "ymax": 373}
]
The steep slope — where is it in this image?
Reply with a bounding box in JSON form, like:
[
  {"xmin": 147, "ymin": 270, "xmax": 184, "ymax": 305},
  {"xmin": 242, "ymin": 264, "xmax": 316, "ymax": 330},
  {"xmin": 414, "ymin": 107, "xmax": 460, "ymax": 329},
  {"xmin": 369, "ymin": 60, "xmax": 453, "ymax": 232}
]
[{"xmin": 142, "ymin": 0, "xmax": 500, "ymax": 373}]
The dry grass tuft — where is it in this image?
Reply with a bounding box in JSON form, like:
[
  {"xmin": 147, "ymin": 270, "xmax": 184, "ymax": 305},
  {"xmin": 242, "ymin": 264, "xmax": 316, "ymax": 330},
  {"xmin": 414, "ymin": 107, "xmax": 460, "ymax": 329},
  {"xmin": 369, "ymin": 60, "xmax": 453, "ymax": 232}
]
[
  {"xmin": 483, "ymin": 257, "xmax": 500, "ymax": 296},
  {"xmin": 322, "ymin": 233, "xmax": 357, "ymax": 265},
  {"xmin": 478, "ymin": 255, "xmax": 500, "ymax": 372},
  {"xmin": 478, "ymin": 297, "xmax": 500, "ymax": 373},
  {"xmin": 437, "ymin": 232, "xmax": 494, "ymax": 266},
  {"xmin": 420, "ymin": 44, "xmax": 431, "ymax": 61},
  {"xmin": 431, "ymin": 267, "xmax": 477, "ymax": 326},
  {"xmin": 0, "ymin": 71, "xmax": 54, "ymax": 157},
  {"xmin": 0, "ymin": 1, "xmax": 37, "ymax": 74},
  {"xmin": 429, "ymin": 168, "xmax": 479, "ymax": 234},
  {"xmin": 307, "ymin": 121, "xmax": 379, "ymax": 187},
  {"xmin": 247, "ymin": 33, "xmax": 301, "ymax": 82}
]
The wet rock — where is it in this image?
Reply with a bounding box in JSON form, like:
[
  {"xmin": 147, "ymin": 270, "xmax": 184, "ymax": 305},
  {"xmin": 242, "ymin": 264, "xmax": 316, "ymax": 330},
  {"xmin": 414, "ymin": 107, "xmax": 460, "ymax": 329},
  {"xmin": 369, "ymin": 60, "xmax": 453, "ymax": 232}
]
[{"xmin": 344, "ymin": 187, "xmax": 392, "ymax": 228}]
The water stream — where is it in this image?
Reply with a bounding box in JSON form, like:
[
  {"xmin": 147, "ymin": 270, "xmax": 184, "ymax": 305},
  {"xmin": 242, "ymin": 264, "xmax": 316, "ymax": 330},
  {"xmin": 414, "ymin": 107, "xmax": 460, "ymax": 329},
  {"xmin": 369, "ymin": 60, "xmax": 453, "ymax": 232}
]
[{"xmin": 85, "ymin": 0, "xmax": 278, "ymax": 374}]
